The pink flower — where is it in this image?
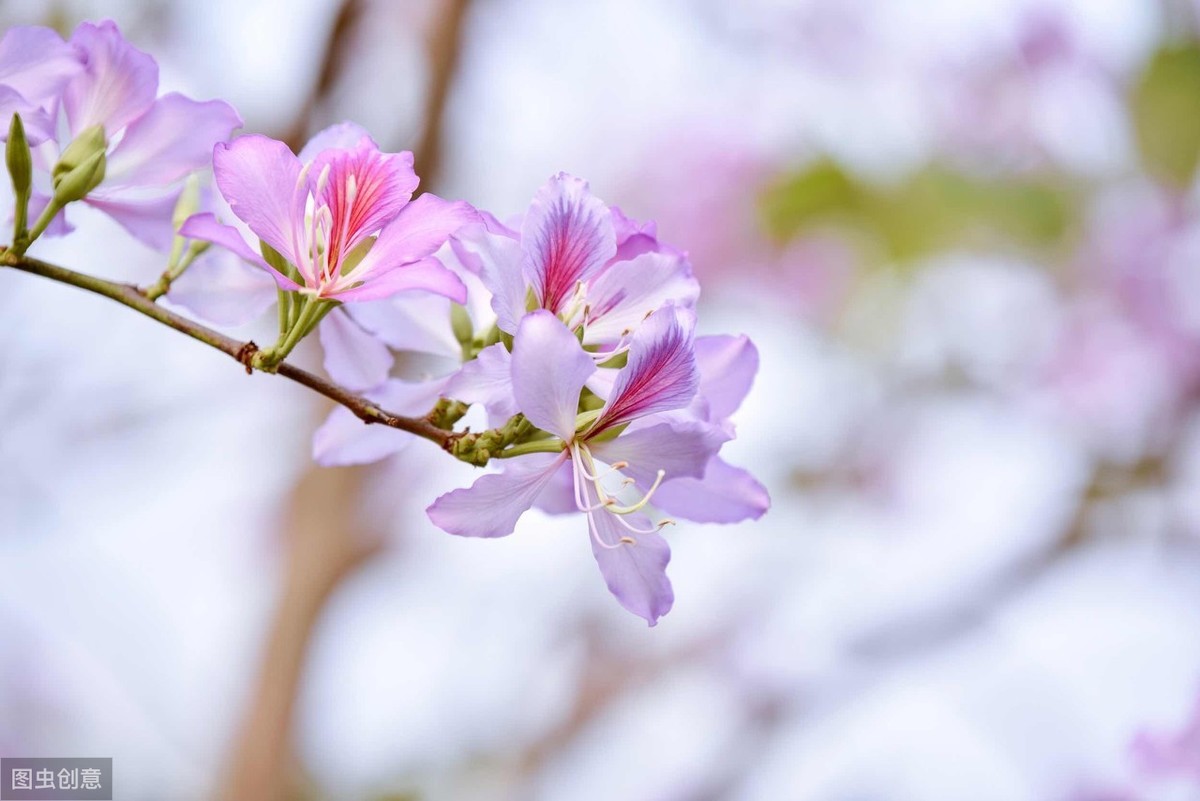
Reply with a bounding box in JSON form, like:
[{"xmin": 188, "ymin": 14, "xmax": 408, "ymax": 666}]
[
  {"xmin": 0, "ymin": 26, "xmax": 82, "ymax": 146},
  {"xmin": 181, "ymin": 123, "xmax": 474, "ymax": 304}
]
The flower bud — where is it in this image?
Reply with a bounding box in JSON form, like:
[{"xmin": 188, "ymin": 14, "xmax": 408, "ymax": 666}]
[
  {"xmin": 52, "ymin": 150, "xmax": 106, "ymax": 205},
  {"xmin": 6, "ymin": 113, "xmax": 31, "ymax": 200},
  {"xmin": 52, "ymin": 124, "xmax": 107, "ymax": 190}
]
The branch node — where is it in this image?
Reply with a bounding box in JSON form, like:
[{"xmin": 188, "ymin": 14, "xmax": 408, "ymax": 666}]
[{"xmin": 236, "ymin": 341, "xmax": 259, "ymax": 375}]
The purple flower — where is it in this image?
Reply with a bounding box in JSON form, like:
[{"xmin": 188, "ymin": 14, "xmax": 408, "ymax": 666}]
[
  {"xmin": 0, "ymin": 26, "xmax": 82, "ymax": 146},
  {"xmin": 426, "ymin": 306, "xmax": 726, "ymax": 626},
  {"xmin": 33, "ymin": 21, "xmax": 242, "ymax": 249},
  {"xmin": 455, "ymin": 172, "xmax": 699, "ymax": 347},
  {"xmin": 181, "ymin": 122, "xmax": 474, "ymax": 304}
]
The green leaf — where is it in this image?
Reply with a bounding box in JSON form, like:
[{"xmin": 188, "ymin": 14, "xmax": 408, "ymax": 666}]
[{"xmin": 1131, "ymin": 43, "xmax": 1200, "ymax": 187}]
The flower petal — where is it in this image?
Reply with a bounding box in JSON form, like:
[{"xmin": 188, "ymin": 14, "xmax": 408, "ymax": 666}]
[
  {"xmin": 212, "ymin": 134, "xmax": 303, "ymax": 266},
  {"xmin": 105, "ymin": 93, "xmax": 242, "ymax": 188},
  {"xmin": 178, "ymin": 212, "xmax": 300, "ymax": 290},
  {"xmin": 0, "ymin": 25, "xmax": 81, "ymax": 105},
  {"xmin": 592, "ymin": 305, "xmax": 698, "ymax": 434},
  {"xmin": 64, "ymin": 20, "xmax": 158, "ymax": 135},
  {"xmin": 167, "ymin": 250, "xmax": 276, "ymax": 327},
  {"xmin": 651, "ymin": 457, "xmax": 771, "ymax": 524},
  {"xmin": 695, "ymin": 335, "xmax": 759, "ymax": 422},
  {"xmin": 0, "ymin": 87, "xmax": 54, "ymax": 144},
  {"xmin": 84, "ymin": 191, "xmax": 181, "ymax": 251},
  {"xmin": 610, "ymin": 206, "xmax": 660, "ymax": 263},
  {"xmin": 426, "ymin": 452, "xmax": 567, "ymax": 538},
  {"xmin": 26, "ymin": 192, "xmax": 73, "ymax": 238},
  {"xmin": 298, "ymin": 121, "xmax": 375, "ymax": 162},
  {"xmin": 589, "ymin": 508, "xmax": 674, "ymax": 626},
  {"xmin": 341, "ymin": 193, "xmax": 477, "ymax": 291},
  {"xmin": 312, "ymin": 378, "xmax": 445, "ymax": 466},
  {"xmin": 511, "ymin": 310, "xmax": 596, "ymax": 440},
  {"xmin": 347, "ymin": 293, "xmax": 460, "ymax": 359},
  {"xmin": 453, "ymin": 220, "xmax": 525, "ymax": 334},
  {"xmin": 583, "ymin": 251, "xmax": 699, "ymax": 346},
  {"xmin": 330, "ymin": 257, "xmax": 466, "ymax": 304},
  {"xmin": 522, "ymin": 172, "xmax": 616, "ymax": 314},
  {"xmin": 444, "ymin": 342, "xmax": 519, "ymax": 424},
  {"xmin": 319, "ymin": 308, "xmax": 394, "ymax": 391},
  {"xmin": 588, "ymin": 420, "xmax": 727, "ymax": 482},
  {"xmin": 310, "ymin": 143, "xmax": 418, "ymax": 262}
]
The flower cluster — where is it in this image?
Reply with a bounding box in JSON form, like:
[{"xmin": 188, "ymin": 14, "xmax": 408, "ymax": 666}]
[{"xmin": 1, "ymin": 20, "xmax": 768, "ymax": 625}]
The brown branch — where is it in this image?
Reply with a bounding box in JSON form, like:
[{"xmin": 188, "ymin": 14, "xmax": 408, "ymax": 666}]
[
  {"xmin": 0, "ymin": 250, "xmax": 455, "ymax": 450},
  {"xmin": 280, "ymin": 0, "xmax": 366, "ymax": 151},
  {"xmin": 412, "ymin": 0, "xmax": 472, "ymax": 190}
]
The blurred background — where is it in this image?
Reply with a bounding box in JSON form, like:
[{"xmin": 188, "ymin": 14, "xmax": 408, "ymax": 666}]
[{"xmin": 2, "ymin": 0, "xmax": 1200, "ymax": 799}]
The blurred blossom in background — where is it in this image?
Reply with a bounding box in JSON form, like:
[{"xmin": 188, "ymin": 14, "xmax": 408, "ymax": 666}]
[{"xmin": 3, "ymin": 0, "xmax": 1200, "ymax": 799}]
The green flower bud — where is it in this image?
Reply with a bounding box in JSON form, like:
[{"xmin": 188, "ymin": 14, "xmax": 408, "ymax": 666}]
[
  {"xmin": 6, "ymin": 113, "xmax": 31, "ymax": 200},
  {"xmin": 52, "ymin": 124, "xmax": 107, "ymax": 189},
  {"xmin": 52, "ymin": 150, "xmax": 106, "ymax": 205}
]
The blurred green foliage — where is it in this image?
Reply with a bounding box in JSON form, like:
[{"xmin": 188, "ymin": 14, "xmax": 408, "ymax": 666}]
[
  {"xmin": 758, "ymin": 160, "xmax": 1075, "ymax": 264},
  {"xmin": 1131, "ymin": 42, "xmax": 1200, "ymax": 188}
]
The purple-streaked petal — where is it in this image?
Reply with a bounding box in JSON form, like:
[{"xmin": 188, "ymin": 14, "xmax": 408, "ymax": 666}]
[
  {"xmin": 297, "ymin": 121, "xmax": 375, "ymax": 162},
  {"xmin": 590, "ymin": 509, "xmax": 673, "ymax": 626},
  {"xmin": 511, "ymin": 310, "xmax": 595, "ymax": 440},
  {"xmin": 319, "ymin": 309, "xmax": 394, "ymax": 391},
  {"xmin": 212, "ymin": 134, "xmax": 303, "ymax": 266},
  {"xmin": 453, "ymin": 221, "xmax": 525, "ymax": 334},
  {"xmin": 695, "ymin": 335, "xmax": 759, "ymax": 422},
  {"xmin": 583, "ymin": 252, "xmax": 699, "ymax": 345},
  {"xmin": 592, "ymin": 305, "xmax": 698, "ymax": 434},
  {"xmin": 426, "ymin": 452, "xmax": 568, "ymax": 538},
  {"xmin": 522, "ymin": 172, "xmax": 616, "ymax": 314},
  {"xmin": 588, "ymin": 420, "xmax": 727, "ymax": 482},
  {"xmin": 105, "ymin": 93, "xmax": 242, "ymax": 188},
  {"xmin": 311, "ymin": 143, "xmax": 418, "ymax": 261},
  {"xmin": 651, "ymin": 457, "xmax": 771, "ymax": 524},
  {"xmin": 312, "ymin": 378, "xmax": 446, "ymax": 466},
  {"xmin": 167, "ymin": 250, "xmax": 276, "ymax": 327},
  {"xmin": 341, "ymin": 193, "xmax": 477, "ymax": 288},
  {"xmin": 444, "ymin": 343, "xmax": 519, "ymax": 424},
  {"xmin": 330, "ymin": 256, "xmax": 466, "ymax": 303},
  {"xmin": 64, "ymin": 21, "xmax": 158, "ymax": 136},
  {"xmin": 84, "ymin": 191, "xmax": 181, "ymax": 251},
  {"xmin": 178, "ymin": 212, "xmax": 301, "ymax": 290},
  {"xmin": 0, "ymin": 25, "xmax": 81, "ymax": 104}
]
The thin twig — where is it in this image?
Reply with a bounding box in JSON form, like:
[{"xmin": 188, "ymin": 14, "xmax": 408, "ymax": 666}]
[{"xmin": 0, "ymin": 250, "xmax": 454, "ymax": 450}]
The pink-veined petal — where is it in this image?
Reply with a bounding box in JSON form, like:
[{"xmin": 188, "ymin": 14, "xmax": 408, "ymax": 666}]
[
  {"xmin": 589, "ymin": 504, "xmax": 674, "ymax": 626},
  {"xmin": 522, "ymin": 172, "xmax": 616, "ymax": 314},
  {"xmin": 319, "ymin": 308, "xmax": 394, "ymax": 391},
  {"xmin": 651, "ymin": 457, "xmax": 771, "ymax": 524},
  {"xmin": 64, "ymin": 20, "xmax": 158, "ymax": 136},
  {"xmin": 444, "ymin": 342, "xmax": 519, "ymax": 424},
  {"xmin": 105, "ymin": 93, "xmax": 242, "ymax": 188},
  {"xmin": 0, "ymin": 25, "xmax": 80, "ymax": 105},
  {"xmin": 84, "ymin": 190, "xmax": 181, "ymax": 251},
  {"xmin": 167, "ymin": 250, "xmax": 276, "ymax": 327},
  {"xmin": 312, "ymin": 378, "xmax": 446, "ymax": 466},
  {"xmin": 212, "ymin": 134, "xmax": 303, "ymax": 266},
  {"xmin": 178, "ymin": 212, "xmax": 300, "ymax": 291},
  {"xmin": 511, "ymin": 310, "xmax": 595, "ymax": 440},
  {"xmin": 583, "ymin": 251, "xmax": 699, "ymax": 346},
  {"xmin": 592, "ymin": 305, "xmax": 698, "ymax": 435},
  {"xmin": 426, "ymin": 452, "xmax": 568, "ymax": 538},
  {"xmin": 329, "ymin": 256, "xmax": 466, "ymax": 303},
  {"xmin": 310, "ymin": 143, "xmax": 418, "ymax": 261}
]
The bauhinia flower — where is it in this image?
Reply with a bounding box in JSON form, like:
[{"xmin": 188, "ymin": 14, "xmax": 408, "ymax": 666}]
[
  {"xmin": 180, "ymin": 122, "xmax": 477, "ymax": 368},
  {"xmin": 426, "ymin": 305, "xmax": 729, "ymax": 626},
  {"xmin": 22, "ymin": 20, "xmax": 241, "ymax": 250}
]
